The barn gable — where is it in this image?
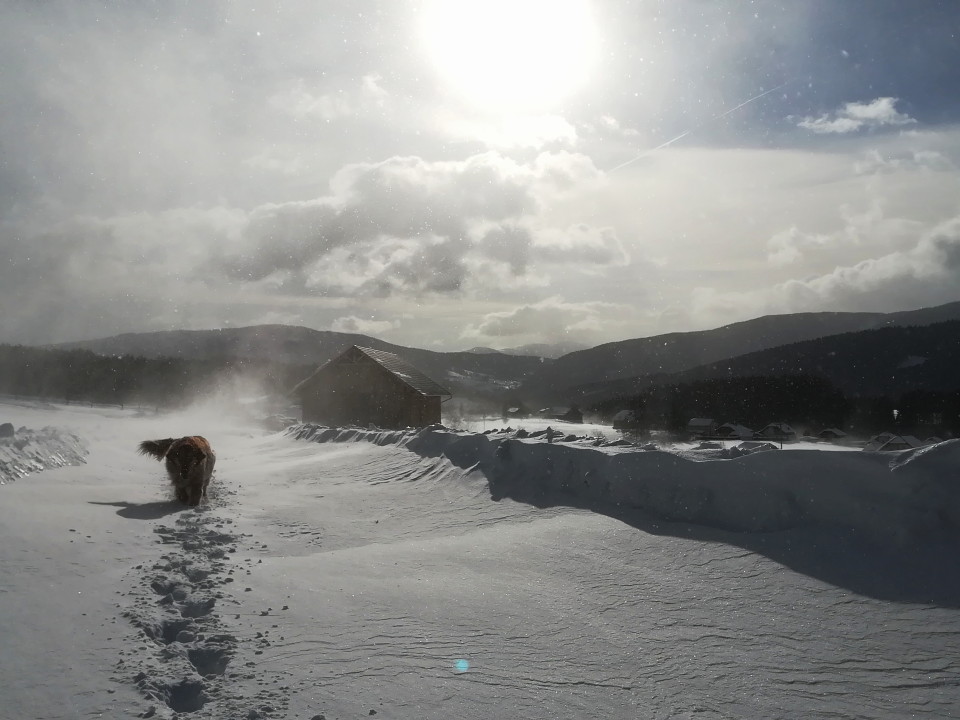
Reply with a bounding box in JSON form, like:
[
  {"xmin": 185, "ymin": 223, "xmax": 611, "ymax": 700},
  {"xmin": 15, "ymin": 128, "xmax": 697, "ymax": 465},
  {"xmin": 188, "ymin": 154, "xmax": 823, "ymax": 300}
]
[{"xmin": 293, "ymin": 345, "xmax": 451, "ymax": 429}]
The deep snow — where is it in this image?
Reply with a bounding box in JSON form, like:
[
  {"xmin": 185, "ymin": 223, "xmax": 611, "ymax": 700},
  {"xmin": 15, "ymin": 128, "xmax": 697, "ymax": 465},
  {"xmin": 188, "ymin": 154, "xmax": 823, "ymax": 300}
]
[{"xmin": 1, "ymin": 399, "xmax": 959, "ymax": 719}]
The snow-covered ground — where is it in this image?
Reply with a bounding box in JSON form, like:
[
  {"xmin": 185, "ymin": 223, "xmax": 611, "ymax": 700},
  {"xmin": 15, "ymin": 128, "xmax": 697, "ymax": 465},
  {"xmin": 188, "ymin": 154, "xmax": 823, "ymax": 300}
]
[
  {"xmin": 1, "ymin": 399, "xmax": 959, "ymax": 719},
  {"xmin": 454, "ymin": 416, "xmax": 863, "ymax": 452}
]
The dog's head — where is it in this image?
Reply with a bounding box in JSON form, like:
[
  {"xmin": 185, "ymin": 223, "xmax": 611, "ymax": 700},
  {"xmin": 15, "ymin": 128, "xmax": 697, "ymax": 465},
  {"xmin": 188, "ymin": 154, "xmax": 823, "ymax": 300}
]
[{"xmin": 168, "ymin": 441, "xmax": 210, "ymax": 505}]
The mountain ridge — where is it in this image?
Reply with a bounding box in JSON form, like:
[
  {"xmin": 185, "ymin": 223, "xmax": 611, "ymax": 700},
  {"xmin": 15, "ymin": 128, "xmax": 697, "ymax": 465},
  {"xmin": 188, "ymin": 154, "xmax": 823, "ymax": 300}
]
[
  {"xmin": 45, "ymin": 300, "xmax": 960, "ymax": 406},
  {"xmin": 573, "ymin": 318, "xmax": 960, "ymax": 407},
  {"xmin": 516, "ymin": 301, "xmax": 960, "ymax": 402}
]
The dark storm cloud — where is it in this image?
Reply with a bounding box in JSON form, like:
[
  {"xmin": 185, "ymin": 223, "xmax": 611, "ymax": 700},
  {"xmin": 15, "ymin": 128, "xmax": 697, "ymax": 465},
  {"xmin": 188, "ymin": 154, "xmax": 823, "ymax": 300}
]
[
  {"xmin": 363, "ymin": 236, "xmax": 472, "ymax": 297},
  {"xmin": 930, "ymin": 218, "xmax": 960, "ymax": 271},
  {"xmin": 479, "ymin": 225, "xmax": 533, "ymax": 276},
  {"xmin": 215, "ymin": 153, "xmax": 542, "ymax": 294}
]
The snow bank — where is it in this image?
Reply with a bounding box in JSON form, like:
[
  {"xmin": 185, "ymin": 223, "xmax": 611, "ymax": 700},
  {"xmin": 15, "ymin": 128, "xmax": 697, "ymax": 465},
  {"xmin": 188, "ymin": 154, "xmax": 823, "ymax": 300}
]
[
  {"xmin": 287, "ymin": 424, "xmax": 960, "ymax": 545},
  {"xmin": 0, "ymin": 425, "xmax": 88, "ymax": 484}
]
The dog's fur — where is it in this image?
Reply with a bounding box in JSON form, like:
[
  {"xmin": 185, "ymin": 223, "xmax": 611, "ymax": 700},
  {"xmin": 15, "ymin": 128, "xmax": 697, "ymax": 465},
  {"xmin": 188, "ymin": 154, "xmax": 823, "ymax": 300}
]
[{"xmin": 138, "ymin": 436, "xmax": 216, "ymax": 506}]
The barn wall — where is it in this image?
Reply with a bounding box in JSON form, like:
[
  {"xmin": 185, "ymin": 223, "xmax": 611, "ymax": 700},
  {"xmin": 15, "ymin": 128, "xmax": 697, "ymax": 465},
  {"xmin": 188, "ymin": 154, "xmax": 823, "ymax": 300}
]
[{"xmin": 299, "ymin": 356, "xmax": 442, "ymax": 428}]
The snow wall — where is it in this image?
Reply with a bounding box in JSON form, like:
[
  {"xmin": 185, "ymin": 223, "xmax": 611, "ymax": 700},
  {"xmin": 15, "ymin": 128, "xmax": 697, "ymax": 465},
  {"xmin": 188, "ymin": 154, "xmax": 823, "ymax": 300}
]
[
  {"xmin": 286, "ymin": 425, "xmax": 960, "ymax": 546},
  {"xmin": 0, "ymin": 426, "xmax": 88, "ymax": 484}
]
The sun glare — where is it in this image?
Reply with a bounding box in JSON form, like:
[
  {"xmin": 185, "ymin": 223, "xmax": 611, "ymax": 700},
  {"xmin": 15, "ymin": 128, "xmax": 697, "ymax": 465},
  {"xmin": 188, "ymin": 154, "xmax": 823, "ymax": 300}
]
[{"xmin": 420, "ymin": 0, "xmax": 598, "ymax": 112}]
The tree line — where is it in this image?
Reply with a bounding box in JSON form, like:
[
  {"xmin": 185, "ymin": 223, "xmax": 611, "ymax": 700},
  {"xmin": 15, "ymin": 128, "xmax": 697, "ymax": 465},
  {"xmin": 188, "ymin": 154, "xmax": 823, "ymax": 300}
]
[
  {"xmin": 0, "ymin": 344, "xmax": 312, "ymax": 409},
  {"xmin": 592, "ymin": 374, "xmax": 960, "ymax": 438}
]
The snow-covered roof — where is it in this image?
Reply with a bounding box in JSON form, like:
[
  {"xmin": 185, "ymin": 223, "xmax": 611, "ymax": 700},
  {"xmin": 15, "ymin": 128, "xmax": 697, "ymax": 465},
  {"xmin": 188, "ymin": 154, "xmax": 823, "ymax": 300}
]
[
  {"xmin": 353, "ymin": 347, "xmax": 451, "ymax": 397},
  {"xmin": 715, "ymin": 423, "xmax": 753, "ymax": 437},
  {"xmin": 877, "ymin": 435, "xmax": 924, "ymax": 451},
  {"xmin": 687, "ymin": 418, "xmax": 715, "ymax": 428},
  {"xmin": 759, "ymin": 422, "xmax": 796, "ymax": 434}
]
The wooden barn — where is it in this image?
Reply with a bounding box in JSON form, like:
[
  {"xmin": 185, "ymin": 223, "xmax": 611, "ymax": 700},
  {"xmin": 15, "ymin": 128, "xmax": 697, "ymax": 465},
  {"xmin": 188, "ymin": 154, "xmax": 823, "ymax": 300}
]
[{"xmin": 292, "ymin": 345, "xmax": 451, "ymax": 429}]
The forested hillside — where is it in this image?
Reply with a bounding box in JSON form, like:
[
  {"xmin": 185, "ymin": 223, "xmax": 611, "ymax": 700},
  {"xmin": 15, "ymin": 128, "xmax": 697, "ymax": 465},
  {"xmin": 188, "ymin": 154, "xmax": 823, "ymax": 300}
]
[{"xmin": 0, "ymin": 345, "xmax": 310, "ymax": 410}]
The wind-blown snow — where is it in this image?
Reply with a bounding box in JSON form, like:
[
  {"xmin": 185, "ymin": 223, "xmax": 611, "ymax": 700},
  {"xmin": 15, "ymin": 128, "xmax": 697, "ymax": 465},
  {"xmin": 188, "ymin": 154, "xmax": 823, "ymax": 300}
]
[{"xmin": 1, "ymin": 400, "xmax": 958, "ymax": 719}]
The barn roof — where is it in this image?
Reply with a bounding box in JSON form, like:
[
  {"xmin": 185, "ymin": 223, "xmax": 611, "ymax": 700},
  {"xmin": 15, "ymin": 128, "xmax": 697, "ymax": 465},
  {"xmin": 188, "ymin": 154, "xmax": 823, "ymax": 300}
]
[
  {"xmin": 353, "ymin": 346, "xmax": 451, "ymax": 397},
  {"xmin": 293, "ymin": 345, "xmax": 451, "ymax": 398}
]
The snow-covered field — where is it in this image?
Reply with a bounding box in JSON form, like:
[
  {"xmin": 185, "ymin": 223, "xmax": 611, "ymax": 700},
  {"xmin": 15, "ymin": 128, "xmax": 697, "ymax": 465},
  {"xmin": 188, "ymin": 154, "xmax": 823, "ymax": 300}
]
[
  {"xmin": 1, "ymin": 399, "xmax": 959, "ymax": 719},
  {"xmin": 455, "ymin": 416, "xmax": 863, "ymax": 452}
]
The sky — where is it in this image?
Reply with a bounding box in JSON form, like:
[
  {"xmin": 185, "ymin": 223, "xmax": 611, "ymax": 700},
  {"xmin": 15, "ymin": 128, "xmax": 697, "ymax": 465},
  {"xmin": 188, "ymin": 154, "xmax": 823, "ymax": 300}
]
[{"xmin": 2, "ymin": 0, "xmax": 960, "ymax": 351}]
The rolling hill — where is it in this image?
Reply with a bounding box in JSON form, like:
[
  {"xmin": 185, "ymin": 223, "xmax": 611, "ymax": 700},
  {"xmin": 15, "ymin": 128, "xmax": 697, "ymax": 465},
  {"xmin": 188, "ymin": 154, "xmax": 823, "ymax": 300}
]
[
  {"xmin": 48, "ymin": 300, "xmax": 960, "ymax": 407},
  {"xmin": 51, "ymin": 325, "xmax": 549, "ymax": 401},
  {"xmin": 517, "ymin": 301, "xmax": 960, "ymax": 403},
  {"xmin": 573, "ymin": 319, "xmax": 960, "ymax": 408}
]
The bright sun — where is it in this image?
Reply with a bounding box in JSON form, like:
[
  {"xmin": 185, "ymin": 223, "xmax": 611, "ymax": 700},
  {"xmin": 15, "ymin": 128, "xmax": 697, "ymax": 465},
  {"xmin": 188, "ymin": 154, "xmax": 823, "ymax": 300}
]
[{"xmin": 420, "ymin": 0, "xmax": 599, "ymax": 112}]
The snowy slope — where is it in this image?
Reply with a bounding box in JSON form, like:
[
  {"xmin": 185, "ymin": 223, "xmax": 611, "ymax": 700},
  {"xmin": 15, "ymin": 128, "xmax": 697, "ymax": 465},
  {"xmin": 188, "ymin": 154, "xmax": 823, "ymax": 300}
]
[{"xmin": 1, "ymin": 400, "xmax": 958, "ymax": 719}]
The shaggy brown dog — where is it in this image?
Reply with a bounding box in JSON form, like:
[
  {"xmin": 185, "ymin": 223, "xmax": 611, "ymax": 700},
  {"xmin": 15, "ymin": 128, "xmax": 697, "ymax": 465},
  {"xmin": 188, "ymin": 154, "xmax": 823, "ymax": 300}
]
[{"xmin": 138, "ymin": 436, "xmax": 216, "ymax": 506}]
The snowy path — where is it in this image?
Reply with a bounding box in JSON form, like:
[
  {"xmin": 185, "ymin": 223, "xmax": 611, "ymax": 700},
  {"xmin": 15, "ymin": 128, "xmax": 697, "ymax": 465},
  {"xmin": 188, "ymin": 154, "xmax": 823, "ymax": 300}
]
[{"xmin": 0, "ymin": 401, "xmax": 958, "ymax": 719}]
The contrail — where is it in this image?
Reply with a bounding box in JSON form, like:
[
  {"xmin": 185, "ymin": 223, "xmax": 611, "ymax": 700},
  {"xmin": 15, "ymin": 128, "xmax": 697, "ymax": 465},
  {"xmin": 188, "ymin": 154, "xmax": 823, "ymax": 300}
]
[
  {"xmin": 608, "ymin": 130, "xmax": 691, "ymax": 172},
  {"xmin": 608, "ymin": 80, "xmax": 792, "ymax": 173},
  {"xmin": 715, "ymin": 80, "xmax": 791, "ymax": 119}
]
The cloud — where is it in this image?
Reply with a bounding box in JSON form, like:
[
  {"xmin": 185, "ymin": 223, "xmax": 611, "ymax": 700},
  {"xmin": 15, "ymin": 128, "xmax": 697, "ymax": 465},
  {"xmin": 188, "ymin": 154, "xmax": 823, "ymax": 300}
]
[
  {"xmin": 444, "ymin": 114, "xmax": 578, "ymax": 150},
  {"xmin": 766, "ymin": 202, "xmax": 924, "ymax": 266},
  {"xmin": 268, "ymin": 74, "xmax": 389, "ymax": 122},
  {"xmin": 330, "ymin": 315, "xmax": 399, "ymax": 334},
  {"xmin": 460, "ymin": 296, "xmax": 623, "ymax": 346},
  {"xmin": 0, "ymin": 144, "xmax": 630, "ymax": 345},
  {"xmin": 792, "ymin": 215, "xmax": 960, "ymax": 302},
  {"xmin": 246, "ymin": 310, "xmax": 305, "ymax": 327},
  {"xmin": 797, "ymin": 97, "xmax": 916, "ymax": 134},
  {"xmin": 534, "ymin": 224, "xmax": 630, "ymax": 267},
  {"xmin": 306, "ymin": 235, "xmax": 471, "ymax": 297},
  {"xmin": 854, "ymin": 148, "xmax": 955, "ymax": 175},
  {"xmin": 216, "ymin": 151, "xmax": 621, "ymax": 298},
  {"xmin": 698, "ymin": 213, "xmax": 960, "ymax": 320},
  {"xmin": 766, "ymin": 226, "xmax": 830, "ymax": 266}
]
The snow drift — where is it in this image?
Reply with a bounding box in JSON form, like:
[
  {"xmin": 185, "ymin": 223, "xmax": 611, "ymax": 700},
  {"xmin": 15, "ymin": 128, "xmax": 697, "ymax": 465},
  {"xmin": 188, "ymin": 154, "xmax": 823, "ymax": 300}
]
[
  {"xmin": 0, "ymin": 425, "xmax": 88, "ymax": 483},
  {"xmin": 288, "ymin": 424, "xmax": 960, "ymax": 546}
]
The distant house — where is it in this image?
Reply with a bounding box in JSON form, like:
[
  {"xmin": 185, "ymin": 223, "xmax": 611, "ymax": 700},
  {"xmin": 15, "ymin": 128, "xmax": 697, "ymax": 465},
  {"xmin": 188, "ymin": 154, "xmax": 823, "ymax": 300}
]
[
  {"xmin": 503, "ymin": 403, "xmax": 532, "ymax": 419},
  {"xmin": 686, "ymin": 418, "xmax": 717, "ymax": 437},
  {"xmin": 713, "ymin": 423, "xmax": 754, "ymax": 440},
  {"xmin": 539, "ymin": 406, "xmax": 584, "ymax": 424},
  {"xmin": 612, "ymin": 410, "xmax": 643, "ymax": 431},
  {"xmin": 863, "ymin": 431, "xmax": 897, "ymax": 451},
  {"xmin": 817, "ymin": 428, "xmax": 847, "ymax": 441},
  {"xmin": 755, "ymin": 422, "xmax": 797, "ymax": 441},
  {"xmin": 292, "ymin": 345, "xmax": 451, "ymax": 429},
  {"xmin": 863, "ymin": 433, "xmax": 924, "ymax": 452},
  {"xmin": 876, "ymin": 435, "xmax": 924, "ymax": 452}
]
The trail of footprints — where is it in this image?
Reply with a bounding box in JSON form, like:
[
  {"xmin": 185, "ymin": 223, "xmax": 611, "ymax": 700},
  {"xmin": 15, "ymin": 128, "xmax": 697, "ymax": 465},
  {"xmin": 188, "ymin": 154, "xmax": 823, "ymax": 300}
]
[
  {"xmin": 275, "ymin": 519, "xmax": 324, "ymax": 546},
  {"xmin": 117, "ymin": 509, "xmax": 293, "ymax": 718}
]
